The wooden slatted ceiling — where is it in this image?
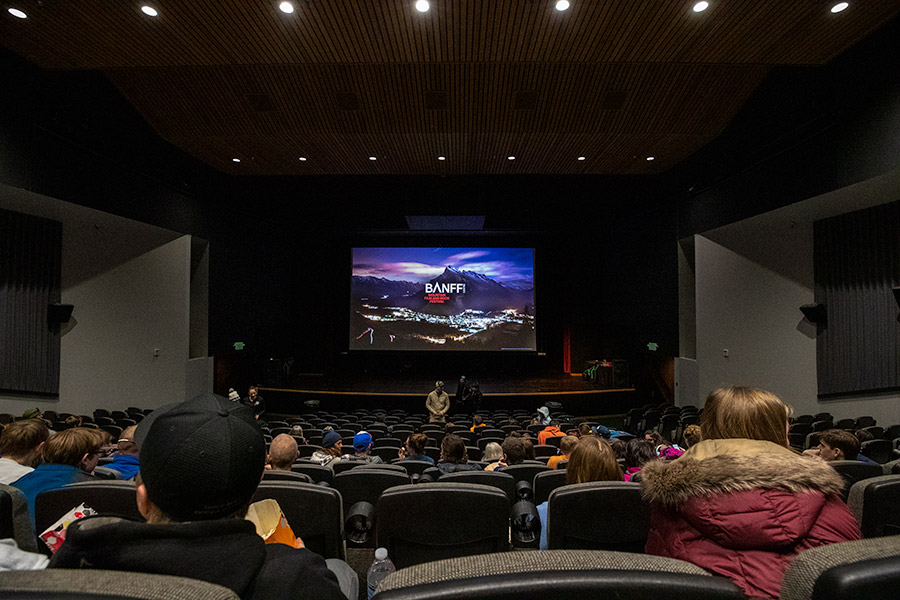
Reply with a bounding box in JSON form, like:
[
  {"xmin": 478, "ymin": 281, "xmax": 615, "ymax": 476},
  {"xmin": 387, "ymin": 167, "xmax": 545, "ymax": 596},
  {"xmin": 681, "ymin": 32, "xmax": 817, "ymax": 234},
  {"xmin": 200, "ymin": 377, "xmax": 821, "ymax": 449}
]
[
  {"xmin": 2, "ymin": 1, "xmax": 898, "ymax": 67},
  {"xmin": 1, "ymin": 1, "xmax": 897, "ymax": 175}
]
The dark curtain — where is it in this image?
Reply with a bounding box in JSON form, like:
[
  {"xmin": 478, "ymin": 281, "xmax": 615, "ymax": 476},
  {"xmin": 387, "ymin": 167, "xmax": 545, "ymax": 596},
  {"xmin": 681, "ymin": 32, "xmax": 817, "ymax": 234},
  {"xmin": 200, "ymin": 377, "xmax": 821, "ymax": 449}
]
[
  {"xmin": 0, "ymin": 208, "xmax": 62, "ymax": 394},
  {"xmin": 815, "ymin": 201, "xmax": 900, "ymax": 396}
]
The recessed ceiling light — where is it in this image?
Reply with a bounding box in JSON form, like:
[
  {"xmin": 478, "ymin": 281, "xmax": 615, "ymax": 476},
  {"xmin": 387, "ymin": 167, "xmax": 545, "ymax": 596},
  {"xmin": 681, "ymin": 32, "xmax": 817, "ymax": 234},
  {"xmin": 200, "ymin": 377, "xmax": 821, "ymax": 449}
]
[
  {"xmin": 693, "ymin": 2, "xmax": 709, "ymax": 12},
  {"xmin": 232, "ymin": 158, "xmax": 241, "ymax": 163},
  {"xmin": 279, "ymin": 2, "xmax": 294, "ymax": 14},
  {"xmin": 141, "ymin": 6, "xmax": 158, "ymax": 17},
  {"xmin": 415, "ymin": 0, "xmax": 429, "ymax": 12},
  {"xmin": 646, "ymin": 156, "xmax": 655, "ymax": 161},
  {"xmin": 369, "ymin": 156, "xmax": 377, "ymax": 161},
  {"xmin": 831, "ymin": 2, "xmax": 849, "ymax": 13},
  {"xmin": 507, "ymin": 156, "xmax": 516, "ymax": 161},
  {"xmin": 298, "ymin": 157, "xmax": 307, "ymax": 161},
  {"xmin": 8, "ymin": 8, "xmax": 27, "ymax": 19},
  {"xmin": 577, "ymin": 156, "xmax": 585, "ymax": 161},
  {"xmin": 555, "ymin": 0, "xmax": 570, "ymax": 11},
  {"xmin": 438, "ymin": 156, "xmax": 446, "ymax": 161}
]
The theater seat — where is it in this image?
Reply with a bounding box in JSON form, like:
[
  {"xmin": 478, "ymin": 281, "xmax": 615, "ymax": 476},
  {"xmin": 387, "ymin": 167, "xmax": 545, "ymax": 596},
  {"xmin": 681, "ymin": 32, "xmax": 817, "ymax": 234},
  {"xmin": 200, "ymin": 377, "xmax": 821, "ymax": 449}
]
[
  {"xmin": 262, "ymin": 470, "xmax": 313, "ymax": 483},
  {"xmin": 252, "ymin": 481, "xmax": 345, "ymax": 560},
  {"xmin": 0, "ymin": 569, "xmax": 239, "ymax": 599},
  {"xmin": 781, "ymin": 535, "xmax": 900, "ymax": 600},
  {"xmin": 499, "ymin": 463, "xmax": 552, "ymax": 486},
  {"xmin": 828, "ymin": 460, "xmax": 883, "ymax": 500},
  {"xmin": 533, "ymin": 470, "xmax": 568, "ymax": 505},
  {"xmin": 371, "ymin": 549, "xmax": 743, "ymax": 600},
  {"xmin": 847, "ymin": 474, "xmax": 900, "ymax": 537},
  {"xmin": 438, "ymin": 471, "xmax": 516, "ymax": 504},
  {"xmin": 547, "ymin": 481, "xmax": 649, "ymax": 552},
  {"xmin": 375, "ymin": 483, "xmax": 509, "ymax": 569},
  {"xmin": 0, "ymin": 483, "xmax": 38, "ymax": 553},
  {"xmin": 332, "ymin": 469, "xmax": 410, "ymax": 546}
]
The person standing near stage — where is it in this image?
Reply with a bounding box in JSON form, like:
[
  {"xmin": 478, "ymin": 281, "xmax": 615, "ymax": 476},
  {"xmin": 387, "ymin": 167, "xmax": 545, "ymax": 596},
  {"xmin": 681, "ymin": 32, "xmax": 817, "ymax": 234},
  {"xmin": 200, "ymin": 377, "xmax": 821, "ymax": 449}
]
[
  {"xmin": 464, "ymin": 381, "xmax": 483, "ymax": 414},
  {"xmin": 426, "ymin": 381, "xmax": 450, "ymax": 423},
  {"xmin": 244, "ymin": 386, "xmax": 266, "ymax": 420},
  {"xmin": 454, "ymin": 376, "xmax": 469, "ymax": 413}
]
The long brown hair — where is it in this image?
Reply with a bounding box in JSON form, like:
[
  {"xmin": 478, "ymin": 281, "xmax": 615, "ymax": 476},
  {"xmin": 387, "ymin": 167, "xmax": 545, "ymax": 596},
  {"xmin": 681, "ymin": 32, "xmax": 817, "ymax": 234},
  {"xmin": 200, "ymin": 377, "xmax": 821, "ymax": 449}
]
[
  {"xmin": 701, "ymin": 386, "xmax": 790, "ymax": 447},
  {"xmin": 566, "ymin": 437, "xmax": 622, "ymax": 484}
]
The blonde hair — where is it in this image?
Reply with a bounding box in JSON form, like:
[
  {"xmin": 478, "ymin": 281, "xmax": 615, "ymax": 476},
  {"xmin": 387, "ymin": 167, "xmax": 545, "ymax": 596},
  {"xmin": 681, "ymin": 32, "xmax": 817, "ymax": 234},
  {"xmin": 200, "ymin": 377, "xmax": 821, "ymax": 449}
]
[
  {"xmin": 566, "ymin": 437, "xmax": 623, "ymax": 485},
  {"xmin": 701, "ymin": 386, "xmax": 790, "ymax": 447},
  {"xmin": 482, "ymin": 442, "xmax": 503, "ymax": 462}
]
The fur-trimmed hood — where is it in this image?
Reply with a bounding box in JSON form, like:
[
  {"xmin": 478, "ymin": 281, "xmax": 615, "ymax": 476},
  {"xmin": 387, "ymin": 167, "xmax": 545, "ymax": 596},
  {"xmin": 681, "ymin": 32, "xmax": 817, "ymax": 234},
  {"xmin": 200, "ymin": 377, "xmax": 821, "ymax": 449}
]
[{"xmin": 641, "ymin": 438, "xmax": 846, "ymax": 506}]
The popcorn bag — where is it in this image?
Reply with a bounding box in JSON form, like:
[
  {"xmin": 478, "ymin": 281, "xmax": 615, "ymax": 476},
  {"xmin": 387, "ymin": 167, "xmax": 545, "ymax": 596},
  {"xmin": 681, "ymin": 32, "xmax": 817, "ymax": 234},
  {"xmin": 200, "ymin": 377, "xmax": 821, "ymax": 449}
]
[
  {"xmin": 40, "ymin": 503, "xmax": 98, "ymax": 553},
  {"xmin": 246, "ymin": 499, "xmax": 298, "ymax": 547}
]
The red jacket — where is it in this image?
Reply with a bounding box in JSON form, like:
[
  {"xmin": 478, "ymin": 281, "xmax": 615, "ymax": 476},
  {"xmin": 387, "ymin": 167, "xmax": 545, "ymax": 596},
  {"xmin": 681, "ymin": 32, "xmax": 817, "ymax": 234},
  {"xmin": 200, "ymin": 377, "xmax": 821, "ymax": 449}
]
[{"xmin": 641, "ymin": 439, "xmax": 861, "ymax": 600}]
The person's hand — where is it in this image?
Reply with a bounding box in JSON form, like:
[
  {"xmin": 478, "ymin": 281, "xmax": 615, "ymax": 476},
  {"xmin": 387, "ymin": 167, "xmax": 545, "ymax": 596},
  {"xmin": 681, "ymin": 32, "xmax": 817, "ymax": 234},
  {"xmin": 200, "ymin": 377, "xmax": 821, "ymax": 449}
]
[
  {"xmin": 294, "ymin": 537, "xmax": 305, "ymax": 549},
  {"xmin": 802, "ymin": 448, "xmax": 821, "ymax": 457},
  {"xmin": 398, "ymin": 447, "xmax": 406, "ymax": 459}
]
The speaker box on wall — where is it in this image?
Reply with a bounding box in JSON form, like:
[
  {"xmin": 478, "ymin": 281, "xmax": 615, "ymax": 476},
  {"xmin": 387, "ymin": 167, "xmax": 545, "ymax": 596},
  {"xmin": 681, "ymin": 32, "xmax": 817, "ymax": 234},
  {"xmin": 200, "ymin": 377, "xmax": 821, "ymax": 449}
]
[
  {"xmin": 47, "ymin": 303, "xmax": 74, "ymax": 325},
  {"xmin": 799, "ymin": 302, "xmax": 826, "ymax": 325}
]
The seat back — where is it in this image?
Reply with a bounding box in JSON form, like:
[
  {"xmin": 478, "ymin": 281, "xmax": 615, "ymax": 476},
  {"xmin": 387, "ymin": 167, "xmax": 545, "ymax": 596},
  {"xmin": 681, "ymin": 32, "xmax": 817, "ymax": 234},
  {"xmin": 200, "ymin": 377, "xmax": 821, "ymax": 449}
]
[
  {"xmin": 847, "ymin": 474, "xmax": 900, "ymax": 537},
  {"xmin": 0, "ymin": 569, "xmax": 239, "ymax": 599},
  {"xmin": 533, "ymin": 470, "xmax": 569, "ymax": 505},
  {"xmin": 860, "ymin": 439, "xmax": 893, "ymax": 464},
  {"xmin": 0, "ymin": 483, "xmax": 37, "ymax": 552},
  {"xmin": 392, "ymin": 460, "xmax": 433, "ymax": 477},
  {"xmin": 781, "ymin": 535, "xmax": 900, "ymax": 600},
  {"xmin": 438, "ymin": 471, "xmax": 516, "ymax": 504},
  {"xmin": 252, "ymin": 481, "xmax": 345, "ymax": 560},
  {"xmin": 262, "ymin": 470, "xmax": 313, "ymax": 483},
  {"xmin": 500, "ymin": 463, "xmax": 552, "ymax": 486},
  {"xmin": 547, "ymin": 481, "xmax": 649, "ymax": 552},
  {"xmin": 332, "ymin": 469, "xmax": 411, "ymax": 516},
  {"xmin": 372, "ymin": 549, "xmax": 743, "ymax": 600},
  {"xmin": 290, "ymin": 462, "xmax": 334, "ymax": 484},
  {"xmin": 35, "ymin": 481, "xmax": 141, "ymax": 547},
  {"xmin": 376, "ymin": 483, "xmax": 509, "ymax": 568},
  {"xmin": 828, "ymin": 460, "xmax": 884, "ymax": 499}
]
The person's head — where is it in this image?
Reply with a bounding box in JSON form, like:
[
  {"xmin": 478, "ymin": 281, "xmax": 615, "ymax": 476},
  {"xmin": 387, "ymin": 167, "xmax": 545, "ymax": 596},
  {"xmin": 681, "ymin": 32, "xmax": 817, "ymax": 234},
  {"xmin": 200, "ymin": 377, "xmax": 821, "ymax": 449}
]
[
  {"xmin": 559, "ymin": 435, "xmax": 578, "ymax": 457},
  {"xmin": 501, "ymin": 437, "xmax": 526, "ymax": 465},
  {"xmin": 268, "ymin": 433, "xmax": 299, "ymax": 470},
  {"xmin": 482, "ymin": 441, "xmax": 503, "ymax": 462},
  {"xmin": 577, "ymin": 422, "xmax": 592, "ymax": 437},
  {"xmin": 42, "ymin": 428, "xmax": 102, "ymax": 473},
  {"xmin": 608, "ymin": 438, "xmax": 626, "ymax": 460},
  {"xmin": 22, "ymin": 408, "xmax": 43, "ymax": 421},
  {"xmin": 321, "ymin": 429, "xmax": 343, "ymax": 457},
  {"xmin": 644, "ymin": 430, "xmax": 666, "ymax": 446},
  {"xmin": 537, "ymin": 406, "xmax": 550, "ymax": 420},
  {"xmin": 135, "ymin": 393, "xmax": 265, "ymax": 524},
  {"xmin": 0, "ymin": 419, "xmax": 50, "ymax": 466},
  {"xmin": 625, "ymin": 438, "xmax": 656, "ymax": 470},
  {"xmin": 594, "ymin": 425, "xmax": 611, "ymax": 439},
  {"xmin": 440, "ymin": 434, "xmax": 468, "ymax": 464},
  {"xmin": 290, "ymin": 424, "xmax": 304, "ymax": 439},
  {"xmin": 459, "ymin": 376, "xmax": 466, "ymax": 383},
  {"xmin": 522, "ymin": 438, "xmax": 535, "ymax": 460},
  {"xmin": 435, "ymin": 380, "xmax": 444, "ymax": 391},
  {"xmin": 472, "ymin": 415, "xmax": 483, "ymax": 426},
  {"xmin": 683, "ymin": 424, "xmax": 702, "ymax": 448},
  {"xmin": 353, "ymin": 431, "xmax": 374, "ymax": 454},
  {"xmin": 64, "ymin": 415, "xmax": 83, "ymax": 428},
  {"xmin": 817, "ymin": 429, "xmax": 860, "ymax": 461},
  {"xmin": 406, "ymin": 433, "xmax": 427, "ymax": 456},
  {"xmin": 116, "ymin": 425, "xmax": 140, "ymax": 457},
  {"xmin": 248, "ymin": 386, "xmax": 258, "ymax": 400},
  {"xmin": 700, "ymin": 386, "xmax": 790, "ymax": 447},
  {"xmin": 566, "ymin": 437, "xmax": 622, "ymax": 485}
]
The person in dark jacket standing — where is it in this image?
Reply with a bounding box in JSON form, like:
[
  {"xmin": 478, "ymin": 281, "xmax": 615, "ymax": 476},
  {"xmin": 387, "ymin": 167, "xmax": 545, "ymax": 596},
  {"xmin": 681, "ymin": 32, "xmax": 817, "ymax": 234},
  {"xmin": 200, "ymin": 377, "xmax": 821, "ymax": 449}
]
[
  {"xmin": 49, "ymin": 393, "xmax": 355, "ymax": 600},
  {"xmin": 641, "ymin": 386, "xmax": 860, "ymax": 600}
]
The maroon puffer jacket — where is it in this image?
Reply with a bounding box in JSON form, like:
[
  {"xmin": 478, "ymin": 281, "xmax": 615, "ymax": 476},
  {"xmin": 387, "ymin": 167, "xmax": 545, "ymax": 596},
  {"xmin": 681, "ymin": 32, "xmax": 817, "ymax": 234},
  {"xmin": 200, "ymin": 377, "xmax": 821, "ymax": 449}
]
[{"xmin": 641, "ymin": 441, "xmax": 861, "ymax": 600}]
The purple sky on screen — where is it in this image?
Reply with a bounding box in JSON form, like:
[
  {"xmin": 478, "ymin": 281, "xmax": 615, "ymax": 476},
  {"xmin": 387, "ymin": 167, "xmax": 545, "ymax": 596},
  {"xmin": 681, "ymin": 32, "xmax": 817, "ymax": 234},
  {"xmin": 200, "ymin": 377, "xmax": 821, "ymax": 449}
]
[{"xmin": 353, "ymin": 247, "xmax": 534, "ymax": 284}]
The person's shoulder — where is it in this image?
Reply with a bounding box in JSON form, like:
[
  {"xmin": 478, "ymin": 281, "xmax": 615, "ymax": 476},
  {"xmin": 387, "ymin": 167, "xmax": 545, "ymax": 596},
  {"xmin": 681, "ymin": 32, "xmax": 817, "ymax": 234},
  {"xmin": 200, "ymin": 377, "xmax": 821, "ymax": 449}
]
[{"xmin": 258, "ymin": 545, "xmax": 344, "ymax": 600}]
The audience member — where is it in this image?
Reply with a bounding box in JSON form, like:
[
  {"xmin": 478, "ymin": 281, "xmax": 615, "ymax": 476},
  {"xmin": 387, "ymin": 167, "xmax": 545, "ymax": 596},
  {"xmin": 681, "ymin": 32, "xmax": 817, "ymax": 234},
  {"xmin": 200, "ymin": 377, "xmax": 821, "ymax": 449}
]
[
  {"xmin": 536, "ymin": 406, "xmax": 551, "ymax": 426},
  {"xmin": 464, "ymin": 382, "xmax": 483, "ymax": 414},
  {"xmin": 0, "ymin": 419, "xmax": 50, "ymax": 484},
  {"xmin": 63, "ymin": 415, "xmax": 83, "ymax": 429},
  {"xmin": 244, "ymin": 386, "xmax": 266, "ymax": 420},
  {"xmin": 547, "ymin": 435, "xmax": 577, "ymax": 469},
  {"xmin": 341, "ymin": 431, "xmax": 383, "ymax": 464},
  {"xmin": 537, "ymin": 436, "xmax": 622, "ymax": 549},
  {"xmin": 398, "ymin": 433, "xmax": 434, "ymax": 465},
  {"xmin": 609, "ymin": 438, "xmax": 626, "ymax": 461},
  {"xmin": 426, "ymin": 381, "xmax": 450, "ymax": 423},
  {"xmin": 593, "ymin": 425, "xmax": 612, "ymax": 439},
  {"xmin": 641, "ymin": 386, "xmax": 860, "ymax": 600},
  {"xmin": 804, "ymin": 429, "xmax": 878, "ymax": 465},
  {"xmin": 482, "ymin": 442, "xmax": 503, "ymax": 465},
  {"xmin": 105, "ymin": 424, "xmax": 140, "ymax": 479},
  {"xmin": 290, "ymin": 424, "xmax": 306, "ymax": 445},
  {"xmin": 267, "ymin": 434, "xmax": 299, "ymax": 471},
  {"xmin": 537, "ymin": 419, "xmax": 564, "ymax": 445},
  {"xmin": 21, "ymin": 408, "xmax": 43, "ymax": 421},
  {"xmin": 12, "ymin": 427, "xmax": 100, "ymax": 520},
  {"xmin": 522, "ymin": 438, "xmax": 536, "ymax": 460},
  {"xmin": 576, "ymin": 422, "xmax": 592, "ymax": 437},
  {"xmin": 454, "ymin": 376, "xmax": 469, "ymax": 413},
  {"xmin": 310, "ymin": 430, "xmax": 342, "ymax": 468},
  {"xmin": 436, "ymin": 434, "xmax": 480, "ymax": 474},
  {"xmin": 470, "ymin": 414, "xmax": 486, "ymax": 432},
  {"xmin": 682, "ymin": 424, "xmax": 702, "ymax": 448},
  {"xmin": 49, "ymin": 393, "xmax": 354, "ymax": 600},
  {"xmin": 489, "ymin": 437, "xmax": 526, "ymax": 472},
  {"xmin": 623, "ymin": 438, "xmax": 656, "ymax": 481}
]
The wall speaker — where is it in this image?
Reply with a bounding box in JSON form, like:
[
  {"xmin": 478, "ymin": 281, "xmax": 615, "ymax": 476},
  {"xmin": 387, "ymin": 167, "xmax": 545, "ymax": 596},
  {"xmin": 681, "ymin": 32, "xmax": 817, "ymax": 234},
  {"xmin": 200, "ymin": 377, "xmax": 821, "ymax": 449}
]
[
  {"xmin": 47, "ymin": 303, "xmax": 74, "ymax": 325},
  {"xmin": 799, "ymin": 302, "xmax": 826, "ymax": 325}
]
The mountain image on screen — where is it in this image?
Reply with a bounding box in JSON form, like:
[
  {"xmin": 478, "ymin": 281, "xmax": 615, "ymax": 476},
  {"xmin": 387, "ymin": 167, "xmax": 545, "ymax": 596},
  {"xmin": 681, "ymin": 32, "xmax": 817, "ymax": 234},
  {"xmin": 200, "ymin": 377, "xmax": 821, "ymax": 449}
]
[{"xmin": 350, "ymin": 249, "xmax": 535, "ymax": 351}]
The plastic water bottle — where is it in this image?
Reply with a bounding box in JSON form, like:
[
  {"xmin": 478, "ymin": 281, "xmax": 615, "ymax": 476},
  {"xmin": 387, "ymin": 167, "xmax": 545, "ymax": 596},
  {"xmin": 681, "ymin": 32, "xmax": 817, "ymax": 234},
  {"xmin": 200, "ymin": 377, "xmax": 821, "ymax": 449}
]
[{"xmin": 366, "ymin": 547, "xmax": 396, "ymax": 599}]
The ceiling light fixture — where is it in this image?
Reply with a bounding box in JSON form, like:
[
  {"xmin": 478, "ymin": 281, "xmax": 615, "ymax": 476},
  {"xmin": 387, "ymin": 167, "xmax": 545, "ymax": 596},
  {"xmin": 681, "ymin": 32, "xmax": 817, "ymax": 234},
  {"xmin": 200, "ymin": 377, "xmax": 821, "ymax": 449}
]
[
  {"xmin": 415, "ymin": 0, "xmax": 430, "ymax": 13},
  {"xmin": 8, "ymin": 8, "xmax": 27, "ymax": 18},
  {"xmin": 369, "ymin": 156, "xmax": 377, "ymax": 161},
  {"xmin": 555, "ymin": 0, "xmax": 570, "ymax": 11},
  {"xmin": 507, "ymin": 156, "xmax": 516, "ymax": 160},
  {"xmin": 693, "ymin": 2, "xmax": 709, "ymax": 12},
  {"xmin": 141, "ymin": 6, "xmax": 158, "ymax": 17},
  {"xmin": 577, "ymin": 156, "xmax": 585, "ymax": 161},
  {"xmin": 830, "ymin": 2, "xmax": 849, "ymax": 13},
  {"xmin": 279, "ymin": 2, "xmax": 295, "ymax": 14},
  {"xmin": 646, "ymin": 156, "xmax": 655, "ymax": 161},
  {"xmin": 298, "ymin": 157, "xmax": 307, "ymax": 161},
  {"xmin": 438, "ymin": 156, "xmax": 446, "ymax": 161},
  {"xmin": 232, "ymin": 158, "xmax": 241, "ymax": 163}
]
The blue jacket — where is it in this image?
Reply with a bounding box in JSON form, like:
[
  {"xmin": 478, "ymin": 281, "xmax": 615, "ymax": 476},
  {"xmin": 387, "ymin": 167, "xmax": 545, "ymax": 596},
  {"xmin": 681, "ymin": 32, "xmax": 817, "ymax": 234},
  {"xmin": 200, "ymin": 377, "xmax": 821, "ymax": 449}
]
[
  {"xmin": 106, "ymin": 454, "xmax": 140, "ymax": 480},
  {"xmin": 12, "ymin": 464, "xmax": 95, "ymax": 522}
]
